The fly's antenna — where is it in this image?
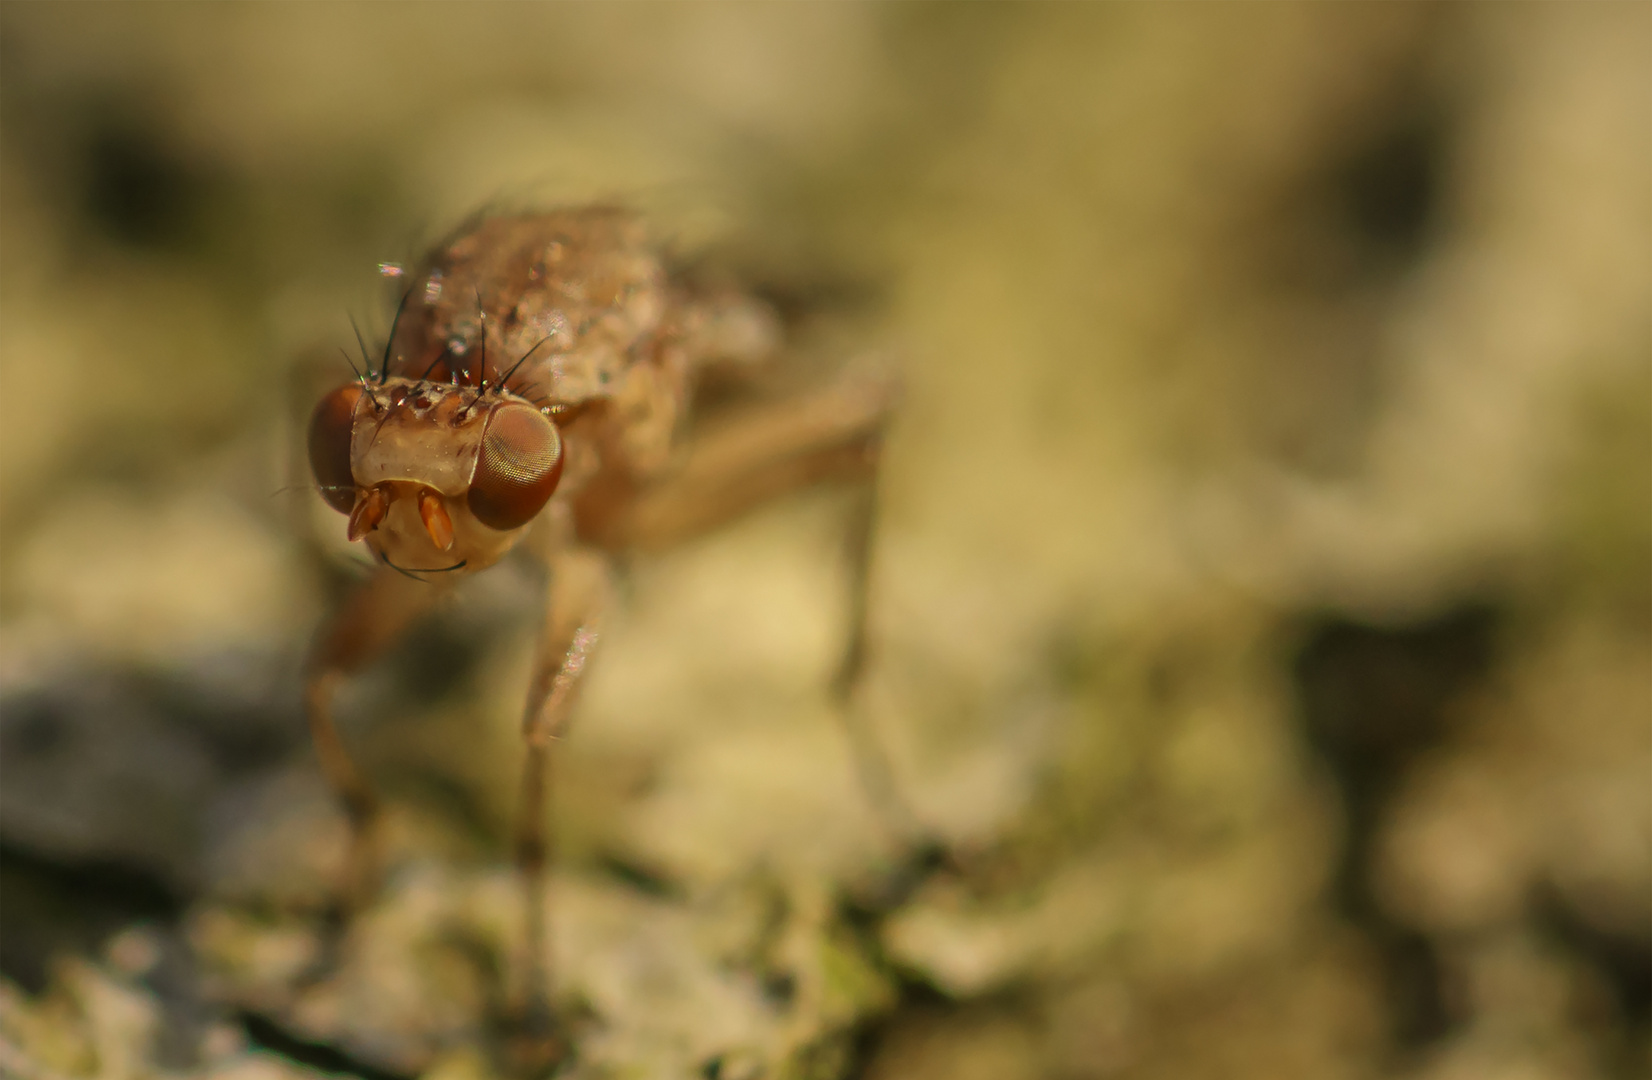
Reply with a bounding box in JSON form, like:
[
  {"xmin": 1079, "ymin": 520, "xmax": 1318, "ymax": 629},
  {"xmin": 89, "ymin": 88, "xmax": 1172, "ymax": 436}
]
[{"xmin": 380, "ymin": 288, "xmax": 413, "ymax": 384}]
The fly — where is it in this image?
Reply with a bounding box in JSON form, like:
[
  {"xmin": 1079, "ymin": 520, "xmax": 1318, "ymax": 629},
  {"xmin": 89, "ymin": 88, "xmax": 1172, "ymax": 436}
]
[{"xmin": 303, "ymin": 207, "xmax": 901, "ymax": 1068}]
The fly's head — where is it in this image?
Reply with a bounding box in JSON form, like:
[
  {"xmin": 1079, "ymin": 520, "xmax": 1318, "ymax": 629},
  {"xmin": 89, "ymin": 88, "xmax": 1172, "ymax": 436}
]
[{"xmin": 308, "ymin": 378, "xmax": 563, "ymax": 576}]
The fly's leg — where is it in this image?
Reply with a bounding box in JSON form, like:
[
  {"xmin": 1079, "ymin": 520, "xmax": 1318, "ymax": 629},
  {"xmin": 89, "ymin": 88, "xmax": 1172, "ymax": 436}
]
[
  {"xmin": 604, "ymin": 373, "xmax": 893, "ymax": 551},
  {"xmin": 305, "ymin": 568, "xmax": 447, "ymax": 921},
  {"xmin": 595, "ymin": 372, "xmax": 927, "ymax": 849},
  {"xmin": 828, "ymin": 471, "xmax": 927, "ymax": 847},
  {"xmin": 503, "ymin": 546, "xmax": 611, "ymax": 1072}
]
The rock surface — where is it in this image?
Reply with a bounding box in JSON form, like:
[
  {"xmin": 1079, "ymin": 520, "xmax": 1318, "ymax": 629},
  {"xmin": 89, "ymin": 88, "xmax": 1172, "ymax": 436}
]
[{"xmin": 1, "ymin": 4, "xmax": 1646, "ymax": 1079}]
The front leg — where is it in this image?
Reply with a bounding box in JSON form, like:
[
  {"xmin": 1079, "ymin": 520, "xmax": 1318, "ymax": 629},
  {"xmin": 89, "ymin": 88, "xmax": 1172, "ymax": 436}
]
[
  {"xmin": 305, "ymin": 567, "xmax": 448, "ymax": 917},
  {"xmin": 505, "ymin": 544, "xmax": 612, "ymax": 1069}
]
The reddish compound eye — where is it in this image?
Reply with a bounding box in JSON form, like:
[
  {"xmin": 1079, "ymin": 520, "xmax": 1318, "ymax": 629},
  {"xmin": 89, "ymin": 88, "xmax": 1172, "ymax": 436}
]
[
  {"xmin": 308, "ymin": 385, "xmax": 364, "ymax": 513},
  {"xmin": 467, "ymin": 404, "xmax": 563, "ymax": 531}
]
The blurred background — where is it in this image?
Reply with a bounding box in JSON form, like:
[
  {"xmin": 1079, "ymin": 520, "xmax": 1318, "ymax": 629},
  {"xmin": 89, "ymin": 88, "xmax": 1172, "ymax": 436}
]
[{"xmin": 0, "ymin": 4, "xmax": 1647, "ymax": 1079}]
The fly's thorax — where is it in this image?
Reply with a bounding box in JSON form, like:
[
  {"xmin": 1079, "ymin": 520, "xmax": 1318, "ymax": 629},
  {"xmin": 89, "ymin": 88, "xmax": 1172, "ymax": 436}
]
[{"xmin": 385, "ymin": 210, "xmax": 670, "ymax": 405}]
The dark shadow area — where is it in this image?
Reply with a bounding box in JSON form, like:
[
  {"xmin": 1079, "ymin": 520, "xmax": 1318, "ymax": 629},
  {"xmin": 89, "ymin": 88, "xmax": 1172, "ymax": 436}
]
[
  {"xmin": 1292, "ymin": 602, "xmax": 1502, "ymax": 1050},
  {"xmin": 0, "ymin": 841, "xmax": 183, "ymax": 993},
  {"xmin": 1533, "ymin": 881, "xmax": 1652, "ymax": 1075},
  {"xmin": 1327, "ymin": 96, "xmax": 1448, "ymax": 277},
  {"xmin": 0, "ymin": 660, "xmax": 305, "ymax": 898},
  {"xmin": 78, "ymin": 106, "xmax": 218, "ymax": 251},
  {"xmin": 595, "ymin": 852, "xmax": 685, "ymax": 901},
  {"xmin": 239, "ymin": 1011, "xmax": 415, "ymax": 1080}
]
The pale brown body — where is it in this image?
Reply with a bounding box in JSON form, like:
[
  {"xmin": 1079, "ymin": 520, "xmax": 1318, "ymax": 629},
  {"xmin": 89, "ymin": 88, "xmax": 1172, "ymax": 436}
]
[{"xmin": 304, "ymin": 208, "xmax": 896, "ymax": 1059}]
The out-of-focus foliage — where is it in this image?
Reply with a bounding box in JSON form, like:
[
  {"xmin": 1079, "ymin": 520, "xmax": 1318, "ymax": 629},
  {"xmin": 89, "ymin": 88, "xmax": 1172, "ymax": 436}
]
[{"xmin": 0, "ymin": 4, "xmax": 1646, "ymax": 1079}]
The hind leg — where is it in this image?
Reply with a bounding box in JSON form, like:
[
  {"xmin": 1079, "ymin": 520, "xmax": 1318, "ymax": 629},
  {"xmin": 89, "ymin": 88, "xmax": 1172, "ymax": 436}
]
[{"xmin": 592, "ymin": 370, "xmax": 925, "ymax": 846}]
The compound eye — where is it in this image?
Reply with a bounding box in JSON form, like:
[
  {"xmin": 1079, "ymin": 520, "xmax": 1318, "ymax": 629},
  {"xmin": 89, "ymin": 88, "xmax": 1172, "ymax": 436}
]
[
  {"xmin": 467, "ymin": 404, "xmax": 563, "ymax": 531},
  {"xmin": 308, "ymin": 384, "xmax": 364, "ymax": 514}
]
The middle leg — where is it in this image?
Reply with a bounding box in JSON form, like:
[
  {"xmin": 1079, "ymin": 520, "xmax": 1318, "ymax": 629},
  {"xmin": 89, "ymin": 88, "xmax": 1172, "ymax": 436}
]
[{"xmin": 505, "ymin": 544, "xmax": 612, "ymax": 1065}]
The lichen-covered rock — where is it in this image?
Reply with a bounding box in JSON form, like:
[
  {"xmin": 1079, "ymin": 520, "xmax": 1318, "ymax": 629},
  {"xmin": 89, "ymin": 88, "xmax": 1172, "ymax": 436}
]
[{"xmin": 0, "ymin": 3, "xmax": 1644, "ymax": 1079}]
